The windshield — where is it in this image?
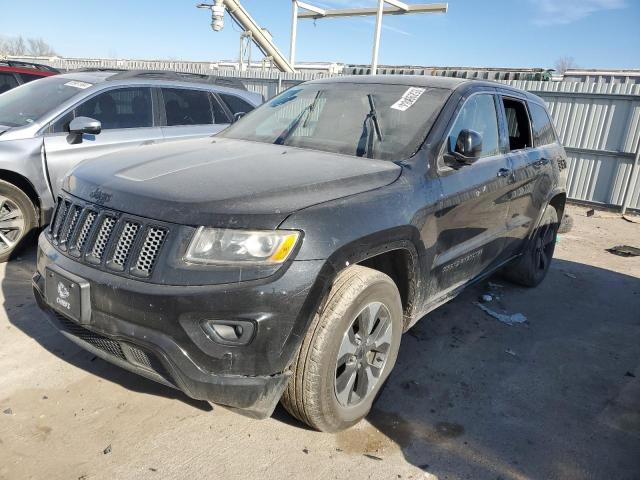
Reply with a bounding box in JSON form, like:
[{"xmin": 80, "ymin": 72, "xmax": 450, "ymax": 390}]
[
  {"xmin": 0, "ymin": 77, "xmax": 90, "ymax": 127},
  {"xmin": 220, "ymin": 83, "xmax": 451, "ymax": 161}
]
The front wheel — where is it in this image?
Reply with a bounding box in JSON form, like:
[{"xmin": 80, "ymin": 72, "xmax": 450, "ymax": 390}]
[
  {"xmin": 502, "ymin": 205, "xmax": 559, "ymax": 287},
  {"xmin": 281, "ymin": 265, "xmax": 403, "ymax": 432},
  {"xmin": 0, "ymin": 180, "xmax": 37, "ymax": 263}
]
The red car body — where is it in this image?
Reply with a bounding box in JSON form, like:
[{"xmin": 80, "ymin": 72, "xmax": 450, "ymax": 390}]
[{"xmin": 0, "ymin": 60, "xmax": 59, "ymax": 94}]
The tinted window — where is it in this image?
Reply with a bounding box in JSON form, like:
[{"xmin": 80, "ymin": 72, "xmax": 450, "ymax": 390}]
[
  {"xmin": 76, "ymin": 87, "xmax": 153, "ymax": 130},
  {"xmin": 448, "ymin": 94, "xmax": 500, "ymax": 158},
  {"xmin": 219, "ymin": 93, "xmax": 254, "ymax": 115},
  {"xmin": 162, "ymin": 88, "xmax": 213, "ymax": 126},
  {"xmin": 503, "ymin": 98, "xmax": 532, "ymax": 151},
  {"xmin": 0, "ymin": 72, "xmax": 19, "ymax": 95},
  {"xmin": 0, "ymin": 76, "xmax": 85, "ymax": 127},
  {"xmin": 529, "ymin": 103, "xmax": 557, "ymax": 147},
  {"xmin": 18, "ymin": 73, "xmax": 45, "ymax": 84}
]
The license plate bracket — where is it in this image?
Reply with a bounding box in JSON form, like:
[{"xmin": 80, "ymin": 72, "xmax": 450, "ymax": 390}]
[{"xmin": 45, "ymin": 266, "xmax": 91, "ymax": 324}]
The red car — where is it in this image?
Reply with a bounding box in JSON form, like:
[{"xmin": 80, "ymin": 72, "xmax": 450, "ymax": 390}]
[{"xmin": 0, "ymin": 60, "xmax": 59, "ymax": 94}]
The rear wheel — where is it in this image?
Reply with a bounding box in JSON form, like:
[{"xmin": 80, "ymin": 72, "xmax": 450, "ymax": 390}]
[
  {"xmin": 503, "ymin": 205, "xmax": 559, "ymax": 287},
  {"xmin": 281, "ymin": 265, "xmax": 403, "ymax": 432},
  {"xmin": 0, "ymin": 180, "xmax": 37, "ymax": 263}
]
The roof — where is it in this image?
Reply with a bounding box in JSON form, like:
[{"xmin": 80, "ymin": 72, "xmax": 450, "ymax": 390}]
[{"xmin": 307, "ymin": 74, "xmax": 470, "ymax": 90}]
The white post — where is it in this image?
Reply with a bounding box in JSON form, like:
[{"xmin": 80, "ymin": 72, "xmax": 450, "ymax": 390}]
[
  {"xmin": 371, "ymin": 0, "xmax": 385, "ymax": 75},
  {"xmin": 290, "ymin": 0, "xmax": 298, "ymax": 66}
]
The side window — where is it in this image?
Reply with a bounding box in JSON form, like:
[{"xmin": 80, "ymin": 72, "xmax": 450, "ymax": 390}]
[
  {"xmin": 502, "ymin": 98, "xmax": 532, "ymax": 151},
  {"xmin": 18, "ymin": 73, "xmax": 44, "ymax": 84},
  {"xmin": 219, "ymin": 93, "xmax": 255, "ymax": 116},
  {"xmin": 0, "ymin": 72, "xmax": 19, "ymax": 95},
  {"xmin": 75, "ymin": 87, "xmax": 153, "ymax": 130},
  {"xmin": 162, "ymin": 88, "xmax": 213, "ymax": 126},
  {"xmin": 529, "ymin": 103, "xmax": 557, "ymax": 147},
  {"xmin": 447, "ymin": 94, "xmax": 500, "ymax": 159}
]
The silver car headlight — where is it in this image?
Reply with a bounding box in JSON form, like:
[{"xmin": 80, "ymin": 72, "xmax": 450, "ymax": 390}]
[{"xmin": 184, "ymin": 227, "xmax": 300, "ymax": 265}]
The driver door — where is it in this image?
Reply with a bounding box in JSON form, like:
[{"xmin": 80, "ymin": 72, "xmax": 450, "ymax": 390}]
[{"xmin": 43, "ymin": 86, "xmax": 163, "ymax": 197}]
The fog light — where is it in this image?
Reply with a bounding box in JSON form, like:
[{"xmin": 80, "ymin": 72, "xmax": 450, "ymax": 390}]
[{"xmin": 202, "ymin": 320, "xmax": 255, "ymax": 346}]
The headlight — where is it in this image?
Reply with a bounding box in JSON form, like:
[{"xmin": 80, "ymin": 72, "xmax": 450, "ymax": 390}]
[{"xmin": 184, "ymin": 227, "xmax": 300, "ymax": 265}]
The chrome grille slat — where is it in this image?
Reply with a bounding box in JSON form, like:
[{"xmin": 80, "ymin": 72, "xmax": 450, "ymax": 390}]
[
  {"xmin": 51, "ymin": 200, "xmax": 70, "ymax": 240},
  {"xmin": 74, "ymin": 211, "xmax": 97, "ymax": 253},
  {"xmin": 134, "ymin": 227, "xmax": 167, "ymax": 276},
  {"xmin": 88, "ymin": 216, "xmax": 116, "ymax": 262},
  {"xmin": 110, "ymin": 222, "xmax": 140, "ymax": 269},
  {"xmin": 59, "ymin": 206, "xmax": 81, "ymax": 246}
]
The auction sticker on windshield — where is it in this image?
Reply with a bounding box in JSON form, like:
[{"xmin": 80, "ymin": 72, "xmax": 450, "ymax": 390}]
[
  {"xmin": 391, "ymin": 87, "xmax": 426, "ymax": 112},
  {"xmin": 64, "ymin": 80, "xmax": 92, "ymax": 89}
]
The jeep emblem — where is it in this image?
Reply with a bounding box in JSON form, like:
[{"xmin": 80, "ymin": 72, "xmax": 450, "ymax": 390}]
[{"xmin": 89, "ymin": 188, "xmax": 112, "ymax": 205}]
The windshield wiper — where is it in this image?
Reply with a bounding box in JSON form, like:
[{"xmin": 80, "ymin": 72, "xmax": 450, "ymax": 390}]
[
  {"xmin": 357, "ymin": 94, "xmax": 384, "ymax": 157},
  {"xmin": 274, "ymin": 90, "xmax": 323, "ymax": 145},
  {"xmin": 367, "ymin": 94, "xmax": 383, "ymax": 142}
]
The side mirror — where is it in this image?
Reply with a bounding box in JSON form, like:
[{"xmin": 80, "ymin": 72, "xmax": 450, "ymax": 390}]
[
  {"xmin": 69, "ymin": 116, "xmax": 102, "ymax": 136},
  {"xmin": 444, "ymin": 129, "xmax": 483, "ymax": 167},
  {"xmin": 232, "ymin": 112, "xmax": 246, "ymax": 123}
]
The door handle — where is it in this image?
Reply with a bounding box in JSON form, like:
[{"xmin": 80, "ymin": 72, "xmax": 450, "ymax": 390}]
[{"xmin": 497, "ymin": 168, "xmax": 512, "ymax": 178}]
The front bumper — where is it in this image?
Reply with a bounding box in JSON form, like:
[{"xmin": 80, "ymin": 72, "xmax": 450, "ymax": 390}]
[{"xmin": 34, "ymin": 233, "xmax": 327, "ymax": 418}]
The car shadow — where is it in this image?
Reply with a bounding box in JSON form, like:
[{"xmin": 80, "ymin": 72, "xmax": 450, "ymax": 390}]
[
  {"xmin": 363, "ymin": 258, "xmax": 640, "ymax": 479},
  {"xmin": 2, "ymin": 244, "xmax": 212, "ymax": 412}
]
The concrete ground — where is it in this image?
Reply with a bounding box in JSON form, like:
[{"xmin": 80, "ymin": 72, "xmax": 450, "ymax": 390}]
[{"xmin": 1, "ymin": 205, "xmax": 639, "ymax": 480}]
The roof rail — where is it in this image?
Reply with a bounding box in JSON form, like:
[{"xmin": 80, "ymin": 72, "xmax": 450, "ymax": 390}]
[
  {"xmin": 105, "ymin": 70, "xmax": 247, "ymax": 91},
  {"xmin": 0, "ymin": 60, "xmax": 60, "ymax": 73}
]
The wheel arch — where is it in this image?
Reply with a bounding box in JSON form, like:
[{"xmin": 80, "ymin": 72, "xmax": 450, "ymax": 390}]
[
  {"xmin": 0, "ymin": 169, "xmax": 41, "ymax": 222},
  {"xmin": 314, "ymin": 226, "xmax": 423, "ymax": 330}
]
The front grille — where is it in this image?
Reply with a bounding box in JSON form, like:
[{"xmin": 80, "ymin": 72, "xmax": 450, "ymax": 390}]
[
  {"xmin": 48, "ymin": 196, "xmax": 168, "ymax": 279},
  {"xmin": 55, "ymin": 313, "xmax": 170, "ymax": 380}
]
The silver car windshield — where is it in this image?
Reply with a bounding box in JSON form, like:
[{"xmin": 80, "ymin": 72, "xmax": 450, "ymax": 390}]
[
  {"xmin": 220, "ymin": 83, "xmax": 451, "ymax": 161},
  {"xmin": 0, "ymin": 77, "xmax": 89, "ymax": 127}
]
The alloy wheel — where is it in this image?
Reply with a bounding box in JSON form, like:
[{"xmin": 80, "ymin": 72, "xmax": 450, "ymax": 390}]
[
  {"xmin": 0, "ymin": 195, "xmax": 26, "ymax": 254},
  {"xmin": 334, "ymin": 302, "xmax": 393, "ymax": 407}
]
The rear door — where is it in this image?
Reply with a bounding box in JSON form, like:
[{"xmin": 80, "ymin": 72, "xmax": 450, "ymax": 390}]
[
  {"xmin": 159, "ymin": 87, "xmax": 230, "ymax": 142},
  {"xmin": 43, "ymin": 86, "xmax": 162, "ymax": 196},
  {"xmin": 498, "ymin": 94, "xmax": 555, "ymax": 257},
  {"xmin": 429, "ymin": 90, "xmax": 513, "ymax": 299}
]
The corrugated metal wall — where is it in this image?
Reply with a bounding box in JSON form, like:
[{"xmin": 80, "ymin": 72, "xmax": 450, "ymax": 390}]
[
  {"xmin": 10, "ymin": 56, "xmax": 640, "ymax": 212},
  {"xmin": 508, "ymin": 81, "xmax": 640, "ymax": 212}
]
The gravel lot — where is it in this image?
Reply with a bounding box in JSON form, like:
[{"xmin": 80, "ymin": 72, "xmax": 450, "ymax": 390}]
[{"xmin": 1, "ymin": 205, "xmax": 639, "ymax": 480}]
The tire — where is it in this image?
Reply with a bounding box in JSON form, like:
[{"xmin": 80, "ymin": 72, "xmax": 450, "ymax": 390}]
[
  {"xmin": 281, "ymin": 265, "xmax": 403, "ymax": 432},
  {"xmin": 502, "ymin": 205, "xmax": 559, "ymax": 287},
  {"xmin": 557, "ymin": 213, "xmax": 574, "ymax": 234},
  {"xmin": 0, "ymin": 180, "xmax": 38, "ymax": 263}
]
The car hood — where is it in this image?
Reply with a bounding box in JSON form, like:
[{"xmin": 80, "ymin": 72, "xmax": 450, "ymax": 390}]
[
  {"xmin": 0, "ymin": 125, "xmax": 12, "ymax": 136},
  {"xmin": 64, "ymin": 137, "xmax": 402, "ymax": 229}
]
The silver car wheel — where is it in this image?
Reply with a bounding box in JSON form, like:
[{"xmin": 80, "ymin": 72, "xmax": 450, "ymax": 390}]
[
  {"xmin": 0, "ymin": 195, "xmax": 26, "ymax": 254},
  {"xmin": 334, "ymin": 301, "xmax": 393, "ymax": 408}
]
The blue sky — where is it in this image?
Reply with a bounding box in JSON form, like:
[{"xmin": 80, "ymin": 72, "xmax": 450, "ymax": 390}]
[{"xmin": 1, "ymin": 0, "xmax": 639, "ymax": 69}]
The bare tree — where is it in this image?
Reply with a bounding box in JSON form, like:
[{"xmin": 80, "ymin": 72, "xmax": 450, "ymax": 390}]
[
  {"xmin": 27, "ymin": 37, "xmax": 57, "ymax": 56},
  {"xmin": 555, "ymin": 56, "xmax": 578, "ymax": 75},
  {"xmin": 0, "ymin": 35, "xmax": 56, "ymax": 57}
]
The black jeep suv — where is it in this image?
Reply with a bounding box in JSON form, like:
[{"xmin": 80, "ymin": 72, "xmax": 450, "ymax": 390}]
[{"xmin": 33, "ymin": 76, "xmax": 567, "ymax": 432}]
